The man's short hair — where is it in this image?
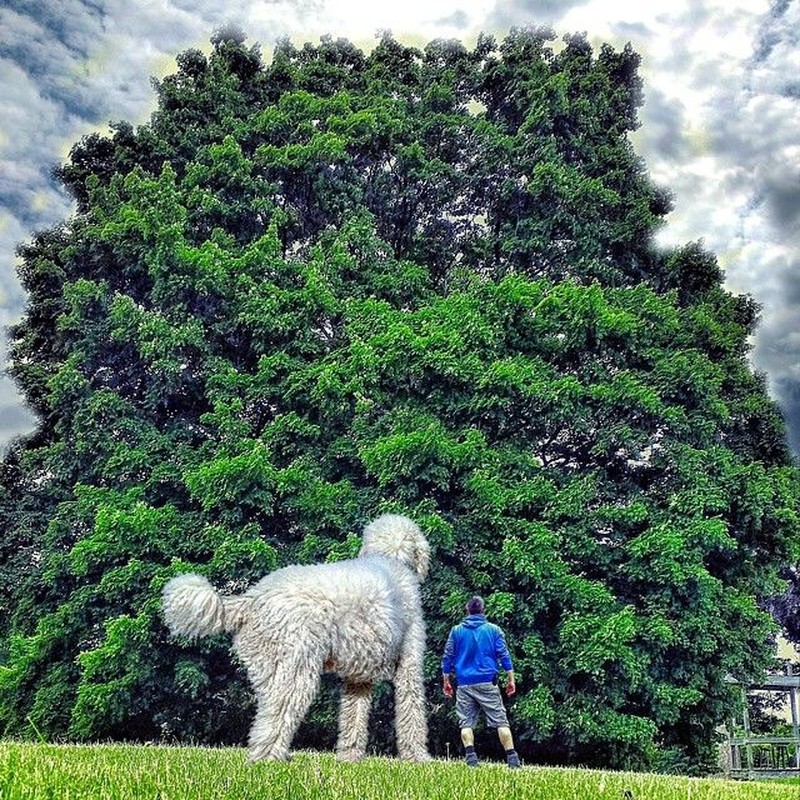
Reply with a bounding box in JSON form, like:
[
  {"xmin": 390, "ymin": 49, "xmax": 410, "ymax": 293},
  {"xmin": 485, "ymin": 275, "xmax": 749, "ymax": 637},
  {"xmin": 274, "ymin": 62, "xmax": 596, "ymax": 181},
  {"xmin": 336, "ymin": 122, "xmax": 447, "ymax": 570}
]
[{"xmin": 467, "ymin": 596, "xmax": 485, "ymax": 615}]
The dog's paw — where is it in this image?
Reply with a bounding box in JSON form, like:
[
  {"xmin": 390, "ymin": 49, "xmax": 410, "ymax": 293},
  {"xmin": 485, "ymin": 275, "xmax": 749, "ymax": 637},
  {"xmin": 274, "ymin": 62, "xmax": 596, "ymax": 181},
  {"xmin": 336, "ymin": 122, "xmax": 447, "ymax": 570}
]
[
  {"xmin": 336, "ymin": 749, "xmax": 366, "ymax": 763},
  {"xmin": 400, "ymin": 750, "xmax": 432, "ymax": 763},
  {"xmin": 247, "ymin": 747, "xmax": 293, "ymax": 763}
]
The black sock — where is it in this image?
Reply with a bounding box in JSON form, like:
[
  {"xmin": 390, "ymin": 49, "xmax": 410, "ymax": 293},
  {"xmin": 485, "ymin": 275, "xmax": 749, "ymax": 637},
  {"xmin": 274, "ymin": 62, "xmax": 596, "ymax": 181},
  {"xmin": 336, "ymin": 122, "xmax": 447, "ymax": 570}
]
[
  {"xmin": 506, "ymin": 748, "xmax": 517, "ymax": 756},
  {"xmin": 465, "ymin": 745, "xmax": 476, "ymax": 755}
]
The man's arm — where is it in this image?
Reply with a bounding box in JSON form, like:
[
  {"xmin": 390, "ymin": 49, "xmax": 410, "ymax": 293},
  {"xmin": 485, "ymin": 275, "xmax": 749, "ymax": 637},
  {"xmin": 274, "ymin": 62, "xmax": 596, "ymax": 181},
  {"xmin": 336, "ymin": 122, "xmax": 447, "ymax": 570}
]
[
  {"xmin": 495, "ymin": 626, "xmax": 515, "ymax": 695},
  {"xmin": 442, "ymin": 673, "xmax": 454, "ymax": 697}
]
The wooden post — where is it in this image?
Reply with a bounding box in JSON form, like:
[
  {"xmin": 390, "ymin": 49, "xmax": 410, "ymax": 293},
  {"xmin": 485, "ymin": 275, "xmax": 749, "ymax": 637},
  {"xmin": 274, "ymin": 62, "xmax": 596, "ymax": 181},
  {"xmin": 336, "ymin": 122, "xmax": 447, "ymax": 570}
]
[
  {"xmin": 789, "ymin": 665, "xmax": 800, "ymax": 771},
  {"xmin": 741, "ymin": 685, "xmax": 753, "ymax": 775}
]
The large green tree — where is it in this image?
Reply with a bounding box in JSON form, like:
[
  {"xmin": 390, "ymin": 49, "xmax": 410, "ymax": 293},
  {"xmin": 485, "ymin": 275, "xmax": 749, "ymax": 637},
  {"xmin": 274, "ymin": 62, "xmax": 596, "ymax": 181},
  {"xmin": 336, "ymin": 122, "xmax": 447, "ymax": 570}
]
[{"xmin": 1, "ymin": 27, "xmax": 798, "ymax": 772}]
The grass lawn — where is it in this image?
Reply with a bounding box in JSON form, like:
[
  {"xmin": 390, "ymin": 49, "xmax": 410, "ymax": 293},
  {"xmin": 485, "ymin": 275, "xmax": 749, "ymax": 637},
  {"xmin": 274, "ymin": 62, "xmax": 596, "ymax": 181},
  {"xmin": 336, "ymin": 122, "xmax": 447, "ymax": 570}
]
[{"xmin": 0, "ymin": 742, "xmax": 798, "ymax": 799}]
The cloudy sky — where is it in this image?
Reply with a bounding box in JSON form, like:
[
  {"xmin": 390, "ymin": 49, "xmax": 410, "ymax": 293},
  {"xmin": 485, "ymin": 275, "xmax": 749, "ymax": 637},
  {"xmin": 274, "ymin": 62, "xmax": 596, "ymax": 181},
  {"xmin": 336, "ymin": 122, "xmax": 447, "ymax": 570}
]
[{"xmin": 1, "ymin": 0, "xmax": 799, "ymax": 454}]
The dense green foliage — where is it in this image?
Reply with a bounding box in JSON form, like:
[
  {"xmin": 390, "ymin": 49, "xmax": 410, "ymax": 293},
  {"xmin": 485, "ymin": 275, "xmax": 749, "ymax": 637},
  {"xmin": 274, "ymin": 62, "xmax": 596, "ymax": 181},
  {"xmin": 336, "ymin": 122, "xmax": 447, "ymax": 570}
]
[{"xmin": 1, "ymin": 27, "xmax": 798, "ymax": 772}]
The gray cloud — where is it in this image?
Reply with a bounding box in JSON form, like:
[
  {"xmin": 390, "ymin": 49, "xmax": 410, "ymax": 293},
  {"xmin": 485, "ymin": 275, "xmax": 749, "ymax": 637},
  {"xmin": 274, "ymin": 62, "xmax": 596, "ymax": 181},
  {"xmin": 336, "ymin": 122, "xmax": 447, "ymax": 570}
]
[
  {"xmin": 0, "ymin": 4, "xmax": 108, "ymax": 118},
  {"xmin": 763, "ymin": 174, "xmax": 800, "ymax": 231},
  {"xmin": 773, "ymin": 377, "xmax": 800, "ymax": 457},
  {"xmin": 435, "ymin": 10, "xmax": 471, "ymax": 29},
  {"xmin": 729, "ymin": 3, "xmax": 800, "ymax": 451},
  {"xmin": 487, "ymin": 0, "xmax": 586, "ymax": 29},
  {"xmin": 751, "ymin": 0, "xmax": 792, "ymax": 65},
  {"xmin": 0, "ymin": 394, "xmax": 36, "ymax": 455},
  {"xmin": 4, "ymin": 0, "xmax": 107, "ymax": 48},
  {"xmin": 637, "ymin": 87, "xmax": 692, "ymax": 164},
  {"xmin": 611, "ymin": 20, "xmax": 651, "ymax": 40}
]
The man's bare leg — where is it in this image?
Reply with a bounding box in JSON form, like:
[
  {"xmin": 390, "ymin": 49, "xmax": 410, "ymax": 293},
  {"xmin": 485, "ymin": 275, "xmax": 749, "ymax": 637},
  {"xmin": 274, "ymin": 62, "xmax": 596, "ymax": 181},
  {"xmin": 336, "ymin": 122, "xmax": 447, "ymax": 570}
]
[
  {"xmin": 498, "ymin": 726, "xmax": 520, "ymax": 768},
  {"xmin": 461, "ymin": 727, "xmax": 478, "ymax": 766}
]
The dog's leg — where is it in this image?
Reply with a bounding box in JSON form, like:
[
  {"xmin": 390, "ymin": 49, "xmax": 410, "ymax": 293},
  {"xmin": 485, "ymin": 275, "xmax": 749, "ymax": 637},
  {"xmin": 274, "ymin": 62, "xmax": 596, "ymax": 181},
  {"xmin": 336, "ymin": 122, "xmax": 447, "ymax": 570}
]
[
  {"xmin": 336, "ymin": 681, "xmax": 373, "ymax": 762},
  {"xmin": 393, "ymin": 619, "xmax": 431, "ymax": 762},
  {"xmin": 247, "ymin": 661, "xmax": 321, "ymax": 763}
]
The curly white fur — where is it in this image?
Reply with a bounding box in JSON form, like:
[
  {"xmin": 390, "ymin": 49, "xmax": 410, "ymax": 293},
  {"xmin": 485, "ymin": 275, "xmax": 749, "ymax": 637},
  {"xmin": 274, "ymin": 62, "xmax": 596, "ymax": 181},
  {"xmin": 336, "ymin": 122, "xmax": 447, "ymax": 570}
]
[{"xmin": 163, "ymin": 513, "xmax": 431, "ymax": 763}]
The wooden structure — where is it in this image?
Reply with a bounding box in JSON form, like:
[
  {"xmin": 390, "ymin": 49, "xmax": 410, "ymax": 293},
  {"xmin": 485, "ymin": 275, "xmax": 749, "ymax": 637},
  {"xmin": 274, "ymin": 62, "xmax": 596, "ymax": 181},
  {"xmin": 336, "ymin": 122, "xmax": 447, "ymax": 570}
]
[{"xmin": 726, "ymin": 671, "xmax": 800, "ymax": 779}]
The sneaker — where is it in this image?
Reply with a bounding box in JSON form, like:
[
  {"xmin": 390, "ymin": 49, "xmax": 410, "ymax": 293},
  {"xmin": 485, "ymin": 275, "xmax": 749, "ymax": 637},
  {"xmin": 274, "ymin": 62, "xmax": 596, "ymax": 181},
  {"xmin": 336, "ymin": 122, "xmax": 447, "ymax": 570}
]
[
  {"xmin": 465, "ymin": 752, "xmax": 479, "ymax": 767},
  {"xmin": 506, "ymin": 752, "xmax": 521, "ymax": 769}
]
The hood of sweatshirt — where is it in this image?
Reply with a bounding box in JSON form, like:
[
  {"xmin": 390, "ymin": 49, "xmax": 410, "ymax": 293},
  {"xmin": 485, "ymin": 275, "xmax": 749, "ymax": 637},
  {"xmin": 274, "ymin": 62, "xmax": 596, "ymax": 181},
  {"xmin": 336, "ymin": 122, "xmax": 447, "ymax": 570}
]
[{"xmin": 462, "ymin": 614, "xmax": 487, "ymax": 629}]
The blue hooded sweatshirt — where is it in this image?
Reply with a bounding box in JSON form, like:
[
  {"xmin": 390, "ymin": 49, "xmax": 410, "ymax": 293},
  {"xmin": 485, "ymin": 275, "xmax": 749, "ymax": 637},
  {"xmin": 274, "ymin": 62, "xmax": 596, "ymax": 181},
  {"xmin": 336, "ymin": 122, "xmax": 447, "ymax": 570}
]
[{"xmin": 441, "ymin": 614, "xmax": 513, "ymax": 686}]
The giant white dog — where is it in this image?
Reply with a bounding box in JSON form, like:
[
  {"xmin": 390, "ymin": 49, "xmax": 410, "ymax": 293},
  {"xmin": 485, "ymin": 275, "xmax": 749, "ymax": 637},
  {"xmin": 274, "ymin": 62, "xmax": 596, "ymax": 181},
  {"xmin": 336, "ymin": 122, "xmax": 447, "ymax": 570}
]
[{"xmin": 162, "ymin": 513, "xmax": 431, "ymax": 763}]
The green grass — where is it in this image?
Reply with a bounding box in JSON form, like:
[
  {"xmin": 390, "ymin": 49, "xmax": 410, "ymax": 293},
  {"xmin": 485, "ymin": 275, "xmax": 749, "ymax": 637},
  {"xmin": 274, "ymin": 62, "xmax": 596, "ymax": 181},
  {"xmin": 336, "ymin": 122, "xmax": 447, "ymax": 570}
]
[{"xmin": 0, "ymin": 742, "xmax": 798, "ymax": 800}]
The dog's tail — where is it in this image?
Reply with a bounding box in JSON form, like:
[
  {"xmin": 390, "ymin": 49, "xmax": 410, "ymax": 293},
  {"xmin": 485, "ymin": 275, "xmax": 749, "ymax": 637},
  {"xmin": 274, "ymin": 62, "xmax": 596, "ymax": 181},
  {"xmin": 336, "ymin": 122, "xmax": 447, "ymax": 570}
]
[{"xmin": 162, "ymin": 574, "xmax": 248, "ymax": 638}]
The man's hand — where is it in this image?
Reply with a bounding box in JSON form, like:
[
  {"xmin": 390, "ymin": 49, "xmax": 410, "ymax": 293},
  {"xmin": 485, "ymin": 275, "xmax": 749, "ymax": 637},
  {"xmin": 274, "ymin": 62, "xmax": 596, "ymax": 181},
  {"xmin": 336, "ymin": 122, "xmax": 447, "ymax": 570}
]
[
  {"xmin": 443, "ymin": 676, "xmax": 454, "ymax": 698},
  {"xmin": 505, "ymin": 672, "xmax": 516, "ymax": 697}
]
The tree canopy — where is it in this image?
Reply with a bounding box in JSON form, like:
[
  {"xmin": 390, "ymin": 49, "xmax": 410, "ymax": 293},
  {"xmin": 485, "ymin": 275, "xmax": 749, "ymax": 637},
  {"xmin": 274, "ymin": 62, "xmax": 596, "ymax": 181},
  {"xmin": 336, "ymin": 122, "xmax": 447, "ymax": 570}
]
[{"xmin": 1, "ymin": 27, "xmax": 798, "ymax": 772}]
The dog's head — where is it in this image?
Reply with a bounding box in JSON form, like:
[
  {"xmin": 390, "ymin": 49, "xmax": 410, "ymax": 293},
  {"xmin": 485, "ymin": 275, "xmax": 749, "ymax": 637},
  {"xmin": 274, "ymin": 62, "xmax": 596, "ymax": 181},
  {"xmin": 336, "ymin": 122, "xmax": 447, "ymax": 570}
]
[{"xmin": 359, "ymin": 513, "xmax": 430, "ymax": 581}]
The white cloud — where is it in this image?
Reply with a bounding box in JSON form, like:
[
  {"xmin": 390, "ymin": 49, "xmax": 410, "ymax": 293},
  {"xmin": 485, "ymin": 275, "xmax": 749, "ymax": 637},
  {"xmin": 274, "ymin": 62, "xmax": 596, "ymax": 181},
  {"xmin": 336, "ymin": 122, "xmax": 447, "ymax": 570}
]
[{"xmin": 322, "ymin": 0, "xmax": 496, "ymax": 35}]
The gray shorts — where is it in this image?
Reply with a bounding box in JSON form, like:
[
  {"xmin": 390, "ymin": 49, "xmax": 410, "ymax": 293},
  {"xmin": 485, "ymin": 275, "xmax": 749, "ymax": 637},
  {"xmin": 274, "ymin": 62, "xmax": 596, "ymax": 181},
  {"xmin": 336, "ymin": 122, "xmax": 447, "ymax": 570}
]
[{"xmin": 456, "ymin": 682, "xmax": 509, "ymax": 729}]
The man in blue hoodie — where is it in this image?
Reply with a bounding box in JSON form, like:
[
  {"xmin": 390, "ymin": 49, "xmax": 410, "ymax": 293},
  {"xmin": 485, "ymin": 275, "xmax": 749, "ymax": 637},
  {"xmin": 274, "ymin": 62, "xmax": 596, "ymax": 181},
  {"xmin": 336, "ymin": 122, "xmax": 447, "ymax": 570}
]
[{"xmin": 441, "ymin": 595, "xmax": 520, "ymax": 768}]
